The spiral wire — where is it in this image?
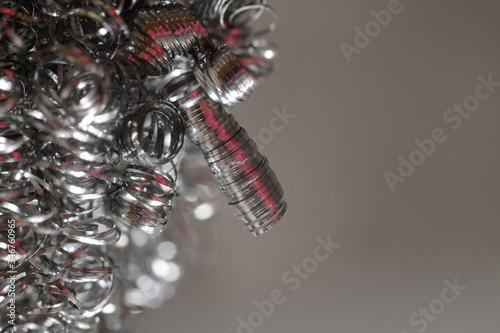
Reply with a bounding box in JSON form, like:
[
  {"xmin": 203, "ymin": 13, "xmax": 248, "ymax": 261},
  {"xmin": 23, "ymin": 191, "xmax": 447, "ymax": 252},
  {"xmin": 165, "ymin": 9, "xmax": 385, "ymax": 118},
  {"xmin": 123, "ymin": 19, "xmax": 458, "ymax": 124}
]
[
  {"xmin": 0, "ymin": 0, "xmax": 284, "ymax": 331},
  {"xmin": 189, "ymin": 0, "xmax": 278, "ymax": 87},
  {"xmin": 117, "ymin": 101, "xmax": 185, "ymax": 166},
  {"xmin": 116, "ymin": 3, "xmax": 257, "ymax": 106},
  {"xmin": 108, "ymin": 101, "xmax": 185, "ymax": 237},
  {"xmin": 159, "ymin": 67, "xmax": 286, "ymax": 235}
]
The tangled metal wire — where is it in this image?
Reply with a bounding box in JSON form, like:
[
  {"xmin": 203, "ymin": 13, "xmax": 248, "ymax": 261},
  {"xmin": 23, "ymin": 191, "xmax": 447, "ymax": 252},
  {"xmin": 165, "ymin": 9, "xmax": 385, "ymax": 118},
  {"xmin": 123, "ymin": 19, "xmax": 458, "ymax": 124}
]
[{"xmin": 0, "ymin": 0, "xmax": 284, "ymax": 331}]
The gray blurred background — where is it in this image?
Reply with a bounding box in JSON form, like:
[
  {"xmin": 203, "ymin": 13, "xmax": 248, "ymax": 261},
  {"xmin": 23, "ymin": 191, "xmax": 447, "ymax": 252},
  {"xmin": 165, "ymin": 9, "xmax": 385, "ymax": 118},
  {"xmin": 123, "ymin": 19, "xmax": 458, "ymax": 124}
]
[{"xmin": 133, "ymin": 0, "xmax": 500, "ymax": 332}]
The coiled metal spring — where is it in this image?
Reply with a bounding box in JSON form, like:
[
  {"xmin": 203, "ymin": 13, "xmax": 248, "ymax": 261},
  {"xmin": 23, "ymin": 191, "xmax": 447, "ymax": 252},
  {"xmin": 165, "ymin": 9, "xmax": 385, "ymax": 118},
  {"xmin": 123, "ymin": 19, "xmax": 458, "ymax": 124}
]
[
  {"xmin": 117, "ymin": 3, "xmax": 256, "ymax": 106},
  {"xmin": 63, "ymin": 0, "xmax": 130, "ymax": 57},
  {"xmin": 117, "ymin": 3, "xmax": 212, "ymax": 75},
  {"xmin": 32, "ymin": 46, "xmax": 126, "ymax": 165},
  {"xmin": 193, "ymin": 44, "xmax": 256, "ymax": 105},
  {"xmin": 0, "ymin": 168, "xmax": 58, "ymax": 227},
  {"xmin": 211, "ymin": 26, "xmax": 278, "ymax": 83},
  {"xmin": 160, "ymin": 67, "xmax": 286, "ymax": 235},
  {"xmin": 190, "ymin": 0, "xmax": 278, "ymax": 85},
  {"xmin": 111, "ymin": 164, "xmax": 181, "ymax": 236},
  {"xmin": 117, "ymin": 101, "xmax": 185, "ymax": 166}
]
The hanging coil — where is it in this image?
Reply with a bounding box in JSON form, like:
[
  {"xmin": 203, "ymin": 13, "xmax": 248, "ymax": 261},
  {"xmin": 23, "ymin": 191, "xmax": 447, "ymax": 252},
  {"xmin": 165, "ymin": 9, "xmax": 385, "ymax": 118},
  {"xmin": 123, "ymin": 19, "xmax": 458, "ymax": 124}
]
[{"xmin": 160, "ymin": 67, "xmax": 286, "ymax": 235}]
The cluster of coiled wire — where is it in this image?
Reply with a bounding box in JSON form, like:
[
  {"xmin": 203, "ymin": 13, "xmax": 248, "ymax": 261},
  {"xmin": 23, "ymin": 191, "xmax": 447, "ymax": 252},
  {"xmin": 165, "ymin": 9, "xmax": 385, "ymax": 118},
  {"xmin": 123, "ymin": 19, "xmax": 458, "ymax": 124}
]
[
  {"xmin": 188, "ymin": 0, "xmax": 279, "ymax": 83},
  {"xmin": 0, "ymin": 0, "xmax": 283, "ymax": 331}
]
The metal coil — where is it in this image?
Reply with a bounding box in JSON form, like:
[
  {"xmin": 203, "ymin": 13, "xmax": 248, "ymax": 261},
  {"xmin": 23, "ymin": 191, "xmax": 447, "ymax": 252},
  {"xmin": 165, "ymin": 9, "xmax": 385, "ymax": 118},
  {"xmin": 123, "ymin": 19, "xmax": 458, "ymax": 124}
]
[
  {"xmin": 33, "ymin": 46, "xmax": 113, "ymax": 129},
  {"xmin": 0, "ymin": 169, "xmax": 58, "ymax": 227},
  {"xmin": 117, "ymin": 3, "xmax": 256, "ymax": 106},
  {"xmin": 58, "ymin": 216, "xmax": 120, "ymax": 248},
  {"xmin": 117, "ymin": 3, "xmax": 212, "ymax": 76},
  {"xmin": 0, "ymin": 230, "xmax": 116, "ymax": 329},
  {"xmin": 192, "ymin": 0, "xmax": 278, "ymax": 87},
  {"xmin": 63, "ymin": 0, "xmax": 130, "ymax": 57},
  {"xmin": 211, "ymin": 26, "xmax": 277, "ymax": 82},
  {"xmin": 32, "ymin": 46, "xmax": 126, "ymax": 165},
  {"xmin": 116, "ymin": 101, "xmax": 185, "ymax": 166},
  {"xmin": 41, "ymin": 165, "xmax": 113, "ymax": 217},
  {"xmin": 189, "ymin": 0, "xmax": 272, "ymax": 30},
  {"xmin": 194, "ymin": 44, "xmax": 255, "ymax": 106},
  {"xmin": 111, "ymin": 164, "xmax": 181, "ymax": 236},
  {"xmin": 99, "ymin": 56, "xmax": 145, "ymax": 106},
  {"xmin": 19, "ymin": 242, "xmax": 116, "ymax": 316},
  {"xmin": 0, "ymin": 0, "xmax": 283, "ymax": 330},
  {"xmin": 160, "ymin": 69, "xmax": 286, "ymax": 235}
]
